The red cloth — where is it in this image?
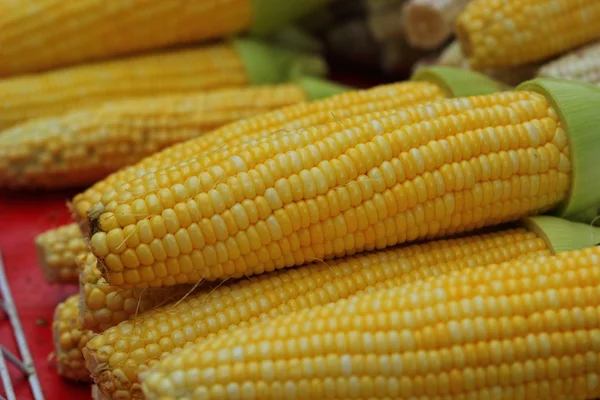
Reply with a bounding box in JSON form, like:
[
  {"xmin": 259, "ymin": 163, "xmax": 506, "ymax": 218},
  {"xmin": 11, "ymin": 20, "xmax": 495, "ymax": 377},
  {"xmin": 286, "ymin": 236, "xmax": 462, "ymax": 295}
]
[{"xmin": 0, "ymin": 189, "xmax": 91, "ymax": 399}]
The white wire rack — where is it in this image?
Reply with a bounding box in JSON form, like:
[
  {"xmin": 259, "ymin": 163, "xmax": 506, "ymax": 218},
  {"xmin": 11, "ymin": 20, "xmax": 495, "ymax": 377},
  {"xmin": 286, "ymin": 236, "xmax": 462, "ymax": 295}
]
[{"xmin": 0, "ymin": 251, "xmax": 44, "ymax": 400}]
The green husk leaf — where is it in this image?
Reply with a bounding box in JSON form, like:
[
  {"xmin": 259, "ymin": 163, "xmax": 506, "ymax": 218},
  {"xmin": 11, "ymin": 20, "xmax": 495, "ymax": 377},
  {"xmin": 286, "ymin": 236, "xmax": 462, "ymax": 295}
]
[
  {"xmin": 569, "ymin": 206, "xmax": 600, "ymax": 224},
  {"xmin": 518, "ymin": 78, "xmax": 600, "ymax": 218},
  {"xmin": 250, "ymin": 0, "xmax": 331, "ymax": 36},
  {"xmin": 411, "ymin": 66, "xmax": 510, "ymax": 97},
  {"xmin": 296, "ymin": 77, "xmax": 352, "ymax": 100},
  {"xmin": 233, "ymin": 38, "xmax": 327, "ymax": 85},
  {"xmin": 522, "ymin": 215, "xmax": 600, "ymax": 254}
]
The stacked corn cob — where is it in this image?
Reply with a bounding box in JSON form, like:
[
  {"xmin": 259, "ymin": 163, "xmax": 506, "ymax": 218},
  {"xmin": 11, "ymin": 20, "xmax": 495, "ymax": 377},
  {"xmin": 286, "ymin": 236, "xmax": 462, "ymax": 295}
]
[
  {"xmin": 430, "ymin": 0, "xmax": 600, "ymax": 87},
  {"xmin": 0, "ymin": 39, "xmax": 328, "ymax": 131},
  {"xmin": 85, "ymin": 77, "xmax": 600, "ymax": 288},
  {"xmin": 142, "ymin": 244, "xmax": 600, "ymax": 399},
  {"xmin": 0, "ymin": 0, "xmax": 328, "ymax": 76}
]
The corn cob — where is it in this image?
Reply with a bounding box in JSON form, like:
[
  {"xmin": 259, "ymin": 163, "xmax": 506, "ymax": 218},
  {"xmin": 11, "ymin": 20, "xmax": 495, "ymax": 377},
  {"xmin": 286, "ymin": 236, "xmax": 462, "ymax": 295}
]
[
  {"xmin": 0, "ymin": 0, "xmax": 328, "ymax": 77},
  {"xmin": 436, "ymin": 41, "xmax": 538, "ymax": 86},
  {"xmin": 72, "ymin": 67, "xmax": 502, "ymax": 231},
  {"xmin": 79, "ymin": 252, "xmax": 193, "ymax": 333},
  {"xmin": 86, "ymin": 77, "xmax": 600, "ymax": 288},
  {"xmin": 35, "ymin": 223, "xmax": 88, "ymax": 284},
  {"xmin": 403, "ymin": 0, "xmax": 471, "ymax": 50},
  {"xmin": 0, "ymin": 83, "xmax": 309, "ymax": 190},
  {"xmin": 53, "ymin": 295, "xmax": 94, "ymax": 382},
  {"xmin": 456, "ymin": 0, "xmax": 600, "ymax": 69},
  {"xmin": 82, "ymin": 216, "xmax": 593, "ymax": 399},
  {"xmin": 538, "ymin": 40, "xmax": 600, "ymax": 85},
  {"xmin": 0, "ymin": 39, "xmax": 326, "ymax": 130},
  {"xmin": 142, "ymin": 244, "xmax": 600, "ymax": 400}
]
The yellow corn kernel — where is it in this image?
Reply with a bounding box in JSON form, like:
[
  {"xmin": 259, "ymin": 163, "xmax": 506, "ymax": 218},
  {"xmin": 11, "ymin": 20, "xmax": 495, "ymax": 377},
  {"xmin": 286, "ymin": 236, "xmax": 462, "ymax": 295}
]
[
  {"xmin": 456, "ymin": 0, "xmax": 600, "ymax": 68},
  {"xmin": 83, "ymin": 226, "xmax": 550, "ymax": 399},
  {"xmin": 79, "ymin": 252, "xmax": 193, "ymax": 333},
  {"xmin": 141, "ymin": 246, "xmax": 600, "ymax": 400},
  {"xmin": 89, "ymin": 89, "xmax": 572, "ymax": 287},
  {"xmin": 0, "ymin": 43, "xmax": 248, "ymax": 130},
  {"xmin": 35, "ymin": 223, "xmax": 88, "ymax": 283},
  {"xmin": 0, "ymin": 84, "xmax": 307, "ymax": 189},
  {"xmin": 52, "ymin": 294, "xmax": 94, "ymax": 382},
  {"xmin": 538, "ymin": 40, "xmax": 600, "ymax": 85},
  {"xmin": 72, "ymin": 80, "xmax": 446, "ymax": 227}
]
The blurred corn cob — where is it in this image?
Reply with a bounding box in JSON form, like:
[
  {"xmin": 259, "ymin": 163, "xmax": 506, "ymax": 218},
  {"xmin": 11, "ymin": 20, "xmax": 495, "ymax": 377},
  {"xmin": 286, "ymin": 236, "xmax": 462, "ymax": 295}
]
[
  {"xmin": 82, "ymin": 216, "xmax": 595, "ymax": 399},
  {"xmin": 35, "ymin": 223, "xmax": 88, "ymax": 284},
  {"xmin": 87, "ymin": 77, "xmax": 600, "ymax": 288},
  {"xmin": 538, "ymin": 40, "xmax": 600, "ymax": 85},
  {"xmin": 433, "ymin": 41, "xmax": 539, "ymax": 86},
  {"xmin": 0, "ymin": 0, "xmax": 328, "ymax": 76},
  {"xmin": 142, "ymin": 244, "xmax": 600, "ymax": 399},
  {"xmin": 403, "ymin": 0, "xmax": 471, "ymax": 50},
  {"xmin": 53, "ymin": 295, "xmax": 94, "ymax": 382},
  {"xmin": 0, "ymin": 38, "xmax": 327, "ymax": 130},
  {"xmin": 456, "ymin": 0, "xmax": 600, "ymax": 68},
  {"xmin": 0, "ymin": 83, "xmax": 310, "ymax": 189},
  {"xmin": 79, "ymin": 253, "xmax": 193, "ymax": 333},
  {"xmin": 72, "ymin": 67, "xmax": 496, "ymax": 229}
]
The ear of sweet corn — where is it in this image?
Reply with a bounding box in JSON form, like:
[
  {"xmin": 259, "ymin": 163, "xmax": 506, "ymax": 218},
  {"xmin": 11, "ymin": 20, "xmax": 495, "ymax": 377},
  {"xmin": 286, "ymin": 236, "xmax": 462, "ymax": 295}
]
[
  {"xmin": 141, "ymin": 245, "xmax": 600, "ymax": 400},
  {"xmin": 35, "ymin": 223, "xmax": 88, "ymax": 284},
  {"xmin": 87, "ymin": 77, "xmax": 600, "ymax": 288},
  {"xmin": 0, "ymin": 39, "xmax": 327, "ymax": 131},
  {"xmin": 82, "ymin": 215, "xmax": 590, "ymax": 399},
  {"xmin": 0, "ymin": 83, "xmax": 309, "ymax": 190},
  {"xmin": 0, "ymin": 43, "xmax": 247, "ymax": 130},
  {"xmin": 72, "ymin": 67, "xmax": 502, "ymax": 234},
  {"xmin": 435, "ymin": 41, "xmax": 539, "ymax": 87},
  {"xmin": 456, "ymin": 0, "xmax": 600, "ymax": 69},
  {"xmin": 0, "ymin": 0, "xmax": 327, "ymax": 77},
  {"xmin": 537, "ymin": 40, "xmax": 600, "ymax": 86},
  {"xmin": 52, "ymin": 295, "xmax": 94, "ymax": 382},
  {"xmin": 79, "ymin": 252, "xmax": 193, "ymax": 333}
]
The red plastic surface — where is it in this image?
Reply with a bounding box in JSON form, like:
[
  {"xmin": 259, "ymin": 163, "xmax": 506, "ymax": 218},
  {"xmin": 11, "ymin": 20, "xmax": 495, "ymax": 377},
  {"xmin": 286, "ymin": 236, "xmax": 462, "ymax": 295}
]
[{"xmin": 0, "ymin": 189, "xmax": 91, "ymax": 400}]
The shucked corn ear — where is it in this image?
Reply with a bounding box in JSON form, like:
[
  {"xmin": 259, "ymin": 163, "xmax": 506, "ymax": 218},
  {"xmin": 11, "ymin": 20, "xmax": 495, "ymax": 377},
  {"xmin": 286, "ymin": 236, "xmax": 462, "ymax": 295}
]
[
  {"xmin": 82, "ymin": 216, "xmax": 595, "ymax": 399},
  {"xmin": 86, "ymin": 77, "xmax": 600, "ymax": 288},
  {"xmin": 73, "ymin": 67, "xmax": 505, "ymax": 230},
  {"xmin": 0, "ymin": 83, "xmax": 309, "ymax": 189},
  {"xmin": 35, "ymin": 223, "xmax": 87, "ymax": 284},
  {"xmin": 79, "ymin": 252, "xmax": 193, "ymax": 333},
  {"xmin": 0, "ymin": 0, "xmax": 327, "ymax": 77},
  {"xmin": 436, "ymin": 41, "xmax": 538, "ymax": 87},
  {"xmin": 538, "ymin": 40, "xmax": 600, "ymax": 86},
  {"xmin": 456, "ymin": 0, "xmax": 600, "ymax": 68},
  {"xmin": 0, "ymin": 39, "xmax": 326, "ymax": 130},
  {"xmin": 52, "ymin": 295, "xmax": 94, "ymax": 382},
  {"xmin": 143, "ymin": 245, "xmax": 600, "ymax": 400}
]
